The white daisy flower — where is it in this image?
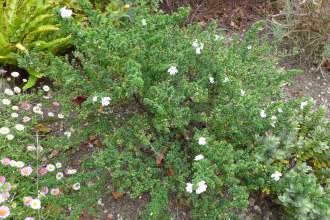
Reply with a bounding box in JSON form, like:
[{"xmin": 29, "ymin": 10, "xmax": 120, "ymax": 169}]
[
  {"xmin": 92, "ymin": 96, "xmax": 98, "ymax": 102},
  {"xmin": 72, "ymin": 182, "xmax": 80, "ymax": 190},
  {"xmin": 0, "ymin": 127, "xmax": 10, "ymax": 135},
  {"xmin": 4, "ymin": 89, "xmax": 14, "ymax": 96},
  {"xmin": 42, "ymin": 85, "xmax": 50, "ymax": 92},
  {"xmin": 240, "ymin": 89, "xmax": 246, "ymax": 96},
  {"xmin": 223, "ymin": 76, "xmax": 229, "ymax": 83},
  {"xmin": 11, "ymin": 106, "xmax": 19, "ymax": 111},
  {"xmin": 30, "ymin": 198, "xmax": 41, "ymax": 210},
  {"xmin": 11, "ymin": 71, "xmax": 19, "ymax": 77},
  {"xmin": 67, "ymin": 169, "xmax": 77, "ymax": 175},
  {"xmin": 15, "ymin": 124, "xmax": 24, "ymax": 131},
  {"xmin": 6, "ymin": 134, "xmax": 14, "ymax": 140},
  {"xmin": 11, "ymin": 113, "xmax": 18, "ymax": 118},
  {"xmin": 141, "ymin": 19, "xmax": 147, "ymax": 26},
  {"xmin": 46, "ymin": 164, "xmax": 56, "ymax": 172},
  {"xmin": 13, "ymin": 87, "xmax": 21, "ymax": 94},
  {"xmin": 209, "ymin": 77, "xmax": 215, "ymax": 84},
  {"xmin": 247, "ymin": 45, "xmax": 252, "ymax": 50},
  {"xmin": 16, "ymin": 161, "xmax": 25, "ymax": 168},
  {"xmin": 55, "ymin": 162, "xmax": 62, "ymax": 169},
  {"xmin": 27, "ymin": 145, "xmax": 37, "ymax": 151},
  {"xmin": 2, "ymin": 99, "xmax": 11, "ymax": 105},
  {"xmin": 22, "ymin": 116, "xmax": 31, "ymax": 123},
  {"xmin": 56, "ymin": 172, "xmax": 64, "ymax": 180}
]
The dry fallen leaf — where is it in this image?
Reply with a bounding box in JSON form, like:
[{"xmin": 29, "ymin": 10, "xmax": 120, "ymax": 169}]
[
  {"xmin": 112, "ymin": 190, "xmax": 125, "ymax": 200},
  {"xmin": 34, "ymin": 123, "xmax": 51, "ymax": 133}
]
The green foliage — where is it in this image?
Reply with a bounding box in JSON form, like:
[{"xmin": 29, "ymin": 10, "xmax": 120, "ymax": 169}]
[
  {"xmin": 14, "ymin": 0, "xmax": 330, "ymax": 219},
  {"xmin": 0, "ymin": 0, "xmax": 71, "ymax": 89}
]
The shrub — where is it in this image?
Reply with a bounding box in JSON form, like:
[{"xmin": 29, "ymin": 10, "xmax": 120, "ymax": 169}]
[
  {"xmin": 14, "ymin": 0, "xmax": 330, "ymax": 219},
  {"xmin": 271, "ymin": 0, "xmax": 330, "ymax": 68}
]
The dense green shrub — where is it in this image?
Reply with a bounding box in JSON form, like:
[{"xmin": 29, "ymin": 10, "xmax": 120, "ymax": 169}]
[{"xmin": 15, "ymin": 0, "xmax": 330, "ymax": 219}]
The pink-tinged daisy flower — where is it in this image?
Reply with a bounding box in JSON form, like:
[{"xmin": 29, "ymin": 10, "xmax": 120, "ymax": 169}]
[
  {"xmin": 0, "ymin": 176, "xmax": 5, "ymax": 184},
  {"xmin": 0, "ymin": 193, "xmax": 10, "ymax": 203},
  {"xmin": 1, "ymin": 158, "xmax": 11, "ymax": 166},
  {"xmin": 38, "ymin": 167, "xmax": 48, "ymax": 176},
  {"xmin": 0, "ymin": 206, "xmax": 10, "ymax": 219},
  {"xmin": 23, "ymin": 197, "xmax": 33, "ymax": 206},
  {"xmin": 20, "ymin": 166, "xmax": 33, "ymax": 176},
  {"xmin": 40, "ymin": 187, "xmax": 49, "ymax": 196},
  {"xmin": 20, "ymin": 101, "xmax": 31, "ymax": 111},
  {"xmin": 50, "ymin": 188, "xmax": 61, "ymax": 197}
]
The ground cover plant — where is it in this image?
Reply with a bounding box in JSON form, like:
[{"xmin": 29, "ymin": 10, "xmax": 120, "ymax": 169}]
[{"xmin": 1, "ymin": 0, "xmax": 330, "ymax": 219}]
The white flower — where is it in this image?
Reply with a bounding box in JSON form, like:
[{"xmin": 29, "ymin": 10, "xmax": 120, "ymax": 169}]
[
  {"xmin": 67, "ymin": 169, "xmax": 77, "ymax": 175},
  {"xmin": 13, "ymin": 87, "xmax": 21, "ymax": 94},
  {"xmin": 209, "ymin": 77, "xmax": 215, "ymax": 84},
  {"xmin": 55, "ymin": 162, "xmax": 62, "ymax": 169},
  {"xmin": 300, "ymin": 101, "xmax": 308, "ymax": 110},
  {"xmin": 185, "ymin": 183, "xmax": 193, "ymax": 193},
  {"xmin": 196, "ymin": 181, "xmax": 207, "ymax": 194},
  {"xmin": 167, "ymin": 66, "xmax": 178, "ymax": 75},
  {"xmin": 22, "ymin": 116, "xmax": 31, "ymax": 123},
  {"xmin": 260, "ymin": 110, "xmax": 267, "ymax": 118},
  {"xmin": 48, "ymin": 112, "xmax": 54, "ymax": 117},
  {"xmin": 101, "ymin": 97, "xmax": 111, "ymax": 106},
  {"xmin": 271, "ymin": 116, "xmax": 277, "ymax": 121},
  {"xmin": 214, "ymin": 34, "xmax": 220, "ymax": 40},
  {"xmin": 56, "ymin": 172, "xmax": 64, "ymax": 180},
  {"xmin": 42, "ymin": 85, "xmax": 50, "ymax": 92},
  {"xmin": 92, "ymin": 96, "xmax": 98, "ymax": 102},
  {"xmin": 6, "ymin": 134, "xmax": 14, "ymax": 140},
  {"xmin": 30, "ymin": 198, "xmax": 41, "ymax": 210},
  {"xmin": 72, "ymin": 182, "xmax": 80, "ymax": 190},
  {"xmin": 141, "ymin": 19, "xmax": 147, "ymax": 26},
  {"xmin": 198, "ymin": 137, "xmax": 206, "ymax": 146},
  {"xmin": 27, "ymin": 145, "xmax": 36, "ymax": 151},
  {"xmin": 57, "ymin": 113, "xmax": 64, "ymax": 119},
  {"xmin": 247, "ymin": 45, "xmax": 252, "ymax": 50},
  {"xmin": 223, "ymin": 76, "xmax": 229, "ymax": 83},
  {"xmin": 278, "ymin": 108, "xmax": 283, "ymax": 113},
  {"xmin": 11, "ymin": 113, "xmax": 18, "ymax": 118},
  {"xmin": 2, "ymin": 99, "xmax": 11, "ymax": 105},
  {"xmin": 192, "ymin": 39, "xmax": 199, "ymax": 48},
  {"xmin": 23, "ymin": 78, "xmax": 27, "ymax": 82},
  {"xmin": 15, "ymin": 124, "xmax": 24, "ymax": 131},
  {"xmin": 64, "ymin": 131, "xmax": 71, "ymax": 138},
  {"xmin": 11, "ymin": 106, "xmax": 19, "ymax": 111},
  {"xmin": 194, "ymin": 154, "xmax": 204, "ymax": 161},
  {"xmin": 11, "ymin": 71, "xmax": 19, "ymax": 77},
  {"xmin": 4, "ymin": 89, "xmax": 14, "ymax": 96},
  {"xmin": 16, "ymin": 161, "xmax": 24, "ymax": 168},
  {"xmin": 271, "ymin": 171, "xmax": 282, "ymax": 181},
  {"xmin": 46, "ymin": 164, "xmax": 55, "ymax": 172},
  {"xmin": 240, "ymin": 89, "xmax": 245, "ymax": 96},
  {"xmin": 192, "ymin": 40, "xmax": 204, "ymax": 54},
  {"xmin": 10, "ymin": 160, "xmax": 17, "ymax": 167},
  {"xmin": 0, "ymin": 127, "xmax": 10, "ymax": 135},
  {"xmin": 32, "ymin": 106, "xmax": 43, "ymax": 115},
  {"xmin": 60, "ymin": 7, "xmax": 73, "ymax": 18}
]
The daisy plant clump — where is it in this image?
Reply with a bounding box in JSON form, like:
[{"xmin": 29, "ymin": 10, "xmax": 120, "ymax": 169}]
[
  {"xmin": 0, "ymin": 73, "xmax": 97, "ymax": 219},
  {"xmin": 16, "ymin": 0, "xmax": 330, "ymax": 219}
]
